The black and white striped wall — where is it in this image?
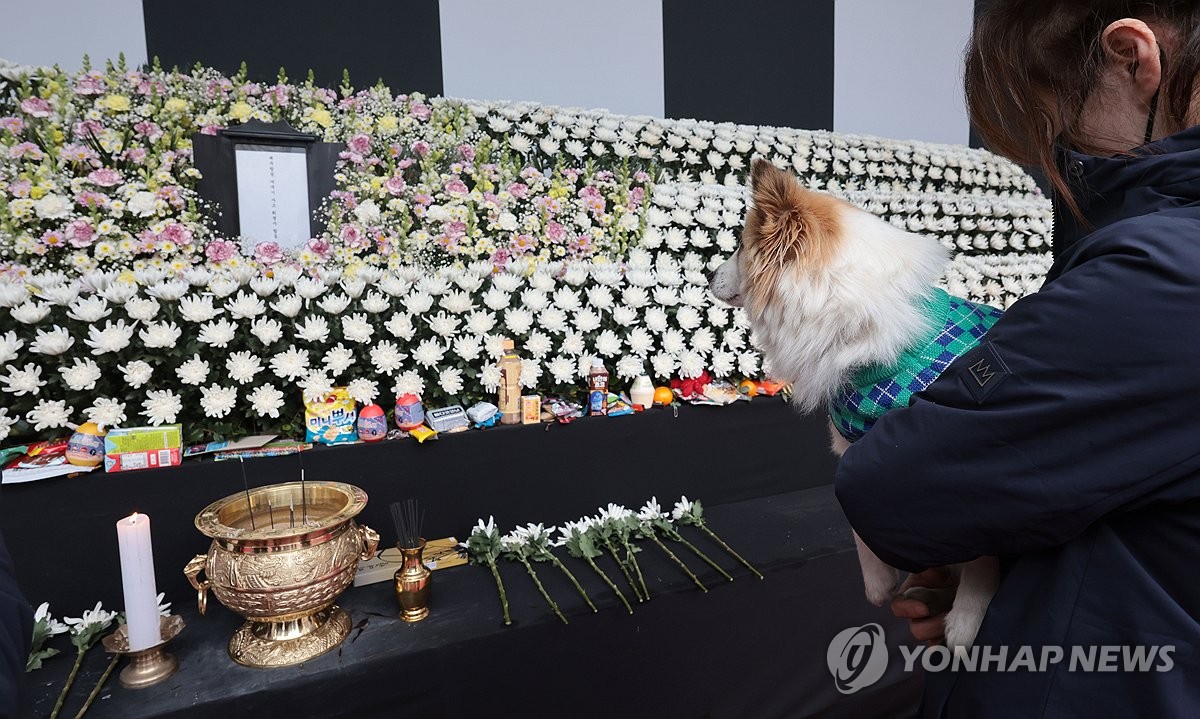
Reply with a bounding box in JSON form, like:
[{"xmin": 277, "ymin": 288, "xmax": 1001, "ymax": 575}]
[{"xmin": 3, "ymin": 0, "xmax": 977, "ymax": 146}]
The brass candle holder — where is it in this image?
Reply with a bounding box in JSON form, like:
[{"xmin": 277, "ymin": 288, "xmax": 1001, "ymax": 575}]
[
  {"xmin": 101, "ymin": 615, "xmax": 185, "ymax": 689},
  {"xmin": 394, "ymin": 538, "xmax": 432, "ymax": 622}
]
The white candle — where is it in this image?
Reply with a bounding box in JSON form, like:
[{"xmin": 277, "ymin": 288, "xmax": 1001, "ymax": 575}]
[{"xmin": 116, "ymin": 513, "xmax": 161, "ymax": 651}]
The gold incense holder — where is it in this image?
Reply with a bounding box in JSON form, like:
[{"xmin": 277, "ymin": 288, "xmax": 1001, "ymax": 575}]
[
  {"xmin": 185, "ymin": 481, "xmax": 379, "ymax": 668},
  {"xmin": 393, "ymin": 539, "xmax": 432, "ymax": 622},
  {"xmin": 102, "ymin": 615, "xmax": 185, "ymax": 689}
]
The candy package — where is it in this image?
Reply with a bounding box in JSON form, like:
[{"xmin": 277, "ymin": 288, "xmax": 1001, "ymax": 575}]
[
  {"xmin": 606, "ymin": 393, "xmax": 634, "ymax": 417},
  {"xmin": 543, "ymin": 398, "xmax": 584, "ymax": 424},
  {"xmin": 305, "ymin": 388, "xmax": 358, "ymax": 445}
]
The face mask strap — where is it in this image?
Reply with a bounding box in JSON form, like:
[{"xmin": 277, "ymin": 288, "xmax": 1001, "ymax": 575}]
[{"xmin": 1144, "ymin": 47, "xmax": 1166, "ymax": 146}]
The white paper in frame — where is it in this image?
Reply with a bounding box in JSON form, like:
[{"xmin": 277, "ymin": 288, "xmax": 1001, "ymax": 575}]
[{"xmin": 234, "ymin": 144, "xmax": 312, "ymax": 249}]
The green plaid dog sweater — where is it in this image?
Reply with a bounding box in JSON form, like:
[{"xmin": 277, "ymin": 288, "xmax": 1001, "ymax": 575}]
[{"xmin": 829, "ymin": 288, "xmax": 1004, "ymax": 443}]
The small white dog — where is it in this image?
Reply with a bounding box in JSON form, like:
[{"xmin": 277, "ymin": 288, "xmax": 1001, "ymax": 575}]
[{"xmin": 710, "ymin": 159, "xmax": 1002, "ymax": 648}]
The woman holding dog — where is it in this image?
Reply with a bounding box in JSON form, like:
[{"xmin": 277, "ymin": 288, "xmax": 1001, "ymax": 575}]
[{"xmin": 837, "ymin": 1, "xmax": 1200, "ymax": 716}]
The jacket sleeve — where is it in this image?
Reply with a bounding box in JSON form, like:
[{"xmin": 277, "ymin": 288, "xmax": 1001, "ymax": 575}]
[
  {"xmin": 836, "ymin": 228, "xmax": 1200, "ymax": 573},
  {"xmin": 0, "ymin": 531, "xmax": 31, "ymax": 719}
]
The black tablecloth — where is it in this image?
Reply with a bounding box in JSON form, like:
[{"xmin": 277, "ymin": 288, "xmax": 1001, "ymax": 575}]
[
  {"xmin": 0, "ymin": 399, "xmax": 836, "ymax": 613},
  {"xmin": 27, "ymin": 487, "xmax": 924, "ymax": 719}
]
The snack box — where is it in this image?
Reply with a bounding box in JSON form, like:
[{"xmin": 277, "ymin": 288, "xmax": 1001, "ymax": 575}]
[
  {"xmin": 521, "ymin": 395, "xmax": 541, "ymax": 425},
  {"xmin": 104, "ymin": 425, "xmax": 183, "ymax": 473}
]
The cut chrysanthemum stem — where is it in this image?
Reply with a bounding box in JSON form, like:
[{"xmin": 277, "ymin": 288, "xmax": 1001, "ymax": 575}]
[
  {"xmin": 697, "ymin": 524, "xmax": 763, "ymax": 580},
  {"xmin": 602, "ymin": 538, "xmax": 644, "ymax": 602},
  {"xmin": 648, "ymin": 534, "xmax": 707, "ymax": 592},
  {"xmin": 72, "ymin": 653, "xmax": 119, "ymax": 719},
  {"xmin": 518, "ymin": 557, "xmax": 567, "ymax": 624},
  {"xmin": 488, "ymin": 561, "xmax": 512, "ymax": 626},
  {"xmin": 50, "ymin": 650, "xmax": 86, "ymax": 719},
  {"xmin": 584, "ymin": 555, "xmax": 633, "ymax": 614},
  {"xmin": 623, "ymin": 541, "xmax": 650, "ymax": 600},
  {"xmin": 664, "ymin": 529, "xmax": 733, "ymax": 582},
  {"xmin": 549, "ymin": 554, "xmax": 597, "ymax": 613}
]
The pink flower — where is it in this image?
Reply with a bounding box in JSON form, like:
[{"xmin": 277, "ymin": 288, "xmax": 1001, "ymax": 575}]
[
  {"xmin": 629, "ymin": 187, "xmax": 645, "ymax": 206},
  {"xmin": 397, "ymin": 158, "xmax": 414, "ymax": 170},
  {"xmin": 19, "ymin": 98, "xmax": 52, "ymax": 118},
  {"xmin": 507, "ymin": 182, "xmax": 529, "ymax": 199},
  {"xmin": 445, "ymin": 221, "xmax": 467, "ymax": 239},
  {"xmin": 546, "ymin": 221, "xmax": 566, "ymax": 242},
  {"xmin": 66, "ymin": 220, "xmax": 95, "ymax": 248},
  {"xmin": 306, "ymin": 238, "xmax": 332, "ymax": 259},
  {"xmin": 409, "ymin": 103, "xmax": 430, "ymax": 120},
  {"xmin": 490, "ymin": 248, "xmax": 511, "ymax": 266},
  {"xmin": 205, "ymin": 239, "xmax": 238, "ymax": 263},
  {"xmin": 159, "ymin": 222, "xmax": 193, "ymax": 246},
  {"xmin": 340, "ymin": 224, "xmax": 368, "ymax": 249},
  {"xmin": 73, "ymin": 119, "xmax": 103, "ymax": 139},
  {"xmin": 0, "ymin": 117, "xmax": 23, "ymax": 134},
  {"xmin": 571, "ymin": 234, "xmax": 594, "ymax": 255},
  {"xmin": 268, "ymin": 85, "xmax": 290, "ymax": 106},
  {"xmin": 87, "ymin": 168, "xmax": 122, "ymax": 187},
  {"xmin": 413, "ymin": 192, "xmax": 433, "ymax": 206},
  {"xmin": 8, "ymin": 180, "xmax": 31, "ymax": 198},
  {"xmin": 458, "ymin": 144, "xmax": 476, "ymax": 162},
  {"xmin": 253, "ymin": 241, "xmax": 284, "ymax": 265},
  {"xmin": 510, "ymin": 234, "xmax": 537, "ymax": 254},
  {"xmin": 9, "ymin": 142, "xmax": 43, "ymax": 160},
  {"xmin": 124, "ymin": 147, "xmax": 148, "ymax": 164},
  {"xmin": 634, "ymin": 171, "xmax": 651, "ymax": 183},
  {"xmin": 410, "ymin": 140, "xmax": 430, "ymax": 157},
  {"xmin": 75, "ymin": 191, "xmax": 109, "ymax": 208},
  {"xmin": 348, "ymin": 133, "xmax": 372, "ymax": 154},
  {"xmin": 134, "ymin": 121, "xmax": 162, "ymax": 140},
  {"xmin": 61, "ymin": 143, "xmax": 98, "ymax": 164},
  {"xmin": 201, "ymin": 125, "xmax": 224, "ymax": 136},
  {"xmin": 385, "ymin": 175, "xmax": 407, "ymax": 196},
  {"xmin": 444, "ymin": 178, "xmax": 468, "ymax": 195},
  {"xmin": 74, "ymin": 73, "xmax": 106, "ymax": 95},
  {"xmin": 40, "ymin": 229, "xmax": 66, "ymax": 248}
]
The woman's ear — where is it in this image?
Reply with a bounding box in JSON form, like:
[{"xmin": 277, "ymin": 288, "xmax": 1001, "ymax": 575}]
[{"xmin": 1100, "ymin": 19, "xmax": 1162, "ymax": 102}]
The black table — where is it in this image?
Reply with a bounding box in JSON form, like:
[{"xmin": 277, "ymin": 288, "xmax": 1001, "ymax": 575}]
[{"xmin": 28, "ymin": 487, "xmax": 925, "ymax": 719}]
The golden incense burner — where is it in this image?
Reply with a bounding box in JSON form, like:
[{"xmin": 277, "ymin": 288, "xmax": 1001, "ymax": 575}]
[{"xmin": 184, "ymin": 481, "xmax": 379, "ymax": 668}]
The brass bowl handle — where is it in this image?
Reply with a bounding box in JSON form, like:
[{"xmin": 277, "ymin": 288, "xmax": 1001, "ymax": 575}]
[
  {"xmin": 360, "ymin": 525, "xmax": 380, "ymax": 561},
  {"xmin": 184, "ymin": 554, "xmax": 211, "ymax": 616}
]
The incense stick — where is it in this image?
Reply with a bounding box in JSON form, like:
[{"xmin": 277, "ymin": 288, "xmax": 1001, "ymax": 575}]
[
  {"xmin": 390, "ymin": 499, "xmax": 424, "ymax": 549},
  {"xmin": 267, "ymin": 499, "xmax": 275, "ymax": 529},
  {"xmin": 300, "ymin": 466, "xmax": 308, "ymax": 525},
  {"xmin": 240, "ymin": 457, "xmax": 255, "ymax": 530}
]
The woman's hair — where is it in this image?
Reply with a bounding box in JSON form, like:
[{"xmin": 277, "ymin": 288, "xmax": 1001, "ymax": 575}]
[{"xmin": 966, "ymin": 1, "xmax": 1200, "ymax": 218}]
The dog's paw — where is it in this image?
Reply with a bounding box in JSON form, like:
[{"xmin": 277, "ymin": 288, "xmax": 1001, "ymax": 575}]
[
  {"xmin": 863, "ymin": 566, "xmax": 900, "ymax": 607},
  {"xmin": 944, "ymin": 607, "xmax": 982, "ymax": 650}
]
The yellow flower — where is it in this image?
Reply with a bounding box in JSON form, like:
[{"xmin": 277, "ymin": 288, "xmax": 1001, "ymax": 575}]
[
  {"xmin": 377, "ymin": 115, "xmax": 399, "ymax": 133},
  {"xmin": 50, "ymin": 128, "xmax": 64, "ymax": 144},
  {"xmin": 310, "ymin": 107, "xmax": 333, "ymax": 128},
  {"xmin": 28, "ymin": 187, "xmax": 46, "ymax": 200},
  {"xmin": 169, "ymin": 259, "xmax": 188, "ymax": 273},
  {"xmin": 549, "ymin": 186, "xmax": 569, "ymax": 200},
  {"xmin": 228, "ymin": 101, "xmax": 253, "ymax": 122},
  {"xmin": 101, "ymin": 94, "xmax": 131, "ymax": 113},
  {"xmin": 164, "ymin": 97, "xmax": 189, "ymax": 114},
  {"xmin": 118, "ymin": 270, "xmax": 137, "ymax": 284},
  {"xmin": 94, "ymin": 241, "xmax": 116, "ymax": 259}
]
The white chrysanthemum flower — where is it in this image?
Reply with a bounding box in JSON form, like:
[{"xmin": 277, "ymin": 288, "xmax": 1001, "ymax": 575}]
[
  {"xmin": 533, "ymin": 307, "xmax": 565, "ymax": 335},
  {"xmin": 0, "ymin": 408, "xmax": 16, "ymax": 442},
  {"xmin": 250, "ymin": 317, "xmax": 284, "ymax": 345},
  {"xmin": 653, "ymin": 287, "xmax": 680, "ymax": 307},
  {"xmin": 271, "ymin": 293, "xmax": 303, "ymax": 318},
  {"xmin": 198, "ymin": 318, "xmax": 238, "ymax": 348},
  {"xmin": 24, "ymin": 327, "xmax": 70, "ymax": 357},
  {"xmin": 225, "ymin": 291, "xmax": 266, "ymax": 319},
  {"xmin": 393, "ymin": 369, "xmax": 425, "ymax": 396},
  {"xmin": 643, "ymin": 307, "xmax": 669, "ymax": 334},
  {"xmin": 621, "ymin": 286, "xmax": 650, "ymax": 309},
  {"xmin": 319, "ymin": 292, "xmax": 352, "ymax": 315},
  {"xmin": 562, "ymin": 265, "xmax": 589, "ymax": 286},
  {"xmin": 296, "ymin": 316, "xmax": 331, "ymax": 343},
  {"xmin": 484, "ymin": 333, "xmax": 508, "ymax": 359},
  {"xmin": 301, "ymin": 372, "xmax": 336, "ymax": 403},
  {"xmin": 0, "ymin": 283, "xmax": 30, "ymax": 309},
  {"xmin": 85, "ymin": 320, "xmax": 135, "ymax": 355},
  {"xmin": 378, "ymin": 274, "xmax": 410, "ymax": 297},
  {"xmin": 360, "ymin": 291, "xmax": 391, "ymax": 314},
  {"xmin": 738, "ymin": 351, "xmax": 760, "ymax": 376},
  {"xmin": 247, "ymin": 384, "xmax": 286, "ymax": 418},
  {"xmin": 715, "ymin": 228, "xmax": 738, "ymax": 252},
  {"xmin": 595, "ymin": 329, "xmax": 622, "ymax": 357},
  {"xmin": 11, "ymin": 302, "xmax": 51, "ymax": 325},
  {"xmin": 561, "ymin": 331, "xmax": 586, "ymax": 356},
  {"xmin": 625, "ymin": 269, "xmax": 656, "ymax": 288},
  {"xmin": 347, "ymin": 377, "xmax": 380, "ymax": 404},
  {"xmin": 427, "ymin": 311, "xmax": 460, "ymax": 339},
  {"xmin": 492, "ymin": 273, "xmax": 523, "ymax": 293},
  {"xmin": 67, "ymin": 295, "xmax": 111, "ymax": 323},
  {"xmin": 370, "ymin": 341, "xmax": 406, "ymax": 373},
  {"xmin": 323, "ymin": 343, "xmax": 355, "ymax": 376},
  {"xmin": 226, "ymin": 351, "xmax": 263, "ymax": 385},
  {"xmin": 482, "ymin": 288, "xmax": 510, "ymax": 311},
  {"xmin": 465, "ymin": 310, "xmax": 497, "ymax": 335},
  {"xmin": 385, "ymin": 312, "xmax": 416, "ymax": 340},
  {"xmin": 504, "ymin": 307, "xmax": 534, "ymax": 336},
  {"xmin": 26, "ymin": 399, "xmax": 72, "ymax": 432},
  {"xmin": 550, "ymin": 287, "xmax": 580, "ymax": 312},
  {"xmin": 663, "ymin": 328, "xmax": 688, "ymax": 355},
  {"xmin": 584, "ymin": 286, "xmax": 614, "ymax": 311},
  {"xmin": 122, "ymin": 296, "xmax": 159, "ymax": 322},
  {"xmin": 519, "ymin": 359, "xmax": 542, "ymax": 388},
  {"xmin": 438, "ymin": 367, "xmax": 464, "ymax": 396},
  {"xmin": 405, "ymin": 291, "xmax": 435, "ymax": 314},
  {"xmin": 524, "ymin": 330, "xmax": 553, "ymax": 359},
  {"xmin": 0, "ymin": 332, "xmax": 21, "ymax": 365},
  {"xmin": 60, "ymin": 357, "xmax": 102, "ymax": 391},
  {"xmin": 678, "ymin": 350, "xmax": 705, "ymax": 378},
  {"xmin": 711, "ymin": 350, "xmax": 736, "ymax": 377},
  {"xmin": 616, "ymin": 355, "xmax": 644, "ymax": 380},
  {"xmin": 573, "ymin": 308, "xmax": 601, "ymax": 333},
  {"xmin": 650, "ymin": 352, "xmax": 677, "ymax": 379},
  {"xmin": 453, "ymin": 334, "xmax": 483, "ymax": 362},
  {"xmin": 480, "ymin": 364, "xmax": 502, "ymax": 392},
  {"xmin": 611, "ymin": 305, "xmax": 637, "ymax": 327},
  {"xmin": 439, "ymin": 290, "xmax": 474, "ymax": 315},
  {"xmin": 200, "ymin": 385, "xmax": 237, "ymax": 418},
  {"xmin": 627, "ymin": 327, "xmax": 654, "ymax": 356},
  {"xmin": 706, "ymin": 305, "xmax": 730, "ymax": 328},
  {"xmin": 119, "ymin": 360, "xmax": 154, "ymax": 388},
  {"xmin": 146, "ymin": 280, "xmax": 189, "ymax": 302},
  {"xmin": 250, "ymin": 276, "xmax": 279, "ymax": 297},
  {"xmin": 141, "ymin": 389, "xmax": 182, "ymax": 425},
  {"xmin": 676, "ymin": 305, "xmax": 702, "ymax": 331},
  {"xmin": 529, "ymin": 271, "xmax": 556, "ymax": 292},
  {"xmin": 547, "ymin": 356, "xmax": 576, "ymax": 385},
  {"xmin": 411, "ymin": 338, "xmax": 446, "ymax": 368},
  {"xmin": 723, "ymin": 328, "xmax": 747, "ymax": 352},
  {"xmin": 271, "ymin": 346, "xmax": 310, "ymax": 380},
  {"xmin": 342, "ymin": 313, "xmax": 375, "ymax": 343},
  {"xmin": 692, "ymin": 327, "xmax": 717, "ymax": 355},
  {"xmin": 680, "ymin": 285, "xmax": 708, "ymax": 307},
  {"xmin": 294, "ymin": 277, "xmax": 327, "ymax": 300},
  {"xmin": 178, "ymin": 294, "xmax": 220, "ymax": 323},
  {"xmin": 519, "ymin": 289, "xmax": 549, "ymax": 313},
  {"xmin": 174, "ymin": 354, "xmax": 209, "ymax": 386}
]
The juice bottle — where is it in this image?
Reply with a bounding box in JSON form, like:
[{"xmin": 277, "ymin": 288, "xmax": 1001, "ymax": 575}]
[
  {"xmin": 588, "ymin": 359, "xmax": 609, "ymax": 416},
  {"xmin": 498, "ymin": 338, "xmax": 522, "ymax": 425}
]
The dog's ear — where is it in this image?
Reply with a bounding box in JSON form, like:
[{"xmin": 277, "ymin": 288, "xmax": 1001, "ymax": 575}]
[{"xmin": 750, "ymin": 159, "xmax": 800, "ymax": 217}]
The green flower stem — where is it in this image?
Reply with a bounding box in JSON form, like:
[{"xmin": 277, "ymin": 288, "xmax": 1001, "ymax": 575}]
[
  {"xmin": 623, "ymin": 541, "xmax": 650, "ymax": 600},
  {"xmin": 519, "ymin": 558, "xmax": 567, "ymax": 625},
  {"xmin": 671, "ymin": 533, "xmax": 733, "ymax": 582},
  {"xmin": 584, "ymin": 555, "xmax": 633, "ymax": 615},
  {"xmin": 649, "ymin": 534, "xmax": 707, "ymax": 592},
  {"xmin": 698, "ymin": 523, "xmax": 764, "ymax": 580},
  {"xmin": 488, "ymin": 561, "xmax": 512, "ymax": 626},
  {"xmin": 602, "ymin": 538, "xmax": 643, "ymax": 602},
  {"xmin": 73, "ymin": 653, "xmax": 119, "ymax": 719},
  {"xmin": 50, "ymin": 649, "xmax": 86, "ymax": 719},
  {"xmin": 550, "ymin": 554, "xmax": 597, "ymax": 613}
]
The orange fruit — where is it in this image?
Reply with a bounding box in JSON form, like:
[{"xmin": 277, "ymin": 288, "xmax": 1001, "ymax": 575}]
[
  {"xmin": 738, "ymin": 379, "xmax": 758, "ymax": 397},
  {"xmin": 653, "ymin": 386, "xmax": 674, "ymax": 406}
]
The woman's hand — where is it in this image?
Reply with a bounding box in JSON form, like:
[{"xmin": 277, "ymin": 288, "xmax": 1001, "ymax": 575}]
[{"xmin": 890, "ymin": 567, "xmax": 959, "ymax": 645}]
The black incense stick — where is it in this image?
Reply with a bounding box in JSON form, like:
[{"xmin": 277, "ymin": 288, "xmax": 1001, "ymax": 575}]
[{"xmin": 390, "ymin": 499, "xmax": 424, "ymax": 549}]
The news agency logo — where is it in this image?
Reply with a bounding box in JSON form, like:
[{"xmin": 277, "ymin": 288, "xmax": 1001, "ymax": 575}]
[{"xmin": 827, "ymin": 624, "xmax": 889, "ymax": 694}]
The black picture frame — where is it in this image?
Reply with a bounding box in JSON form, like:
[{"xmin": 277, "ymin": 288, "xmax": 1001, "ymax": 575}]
[{"xmin": 192, "ymin": 119, "xmax": 344, "ymax": 245}]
